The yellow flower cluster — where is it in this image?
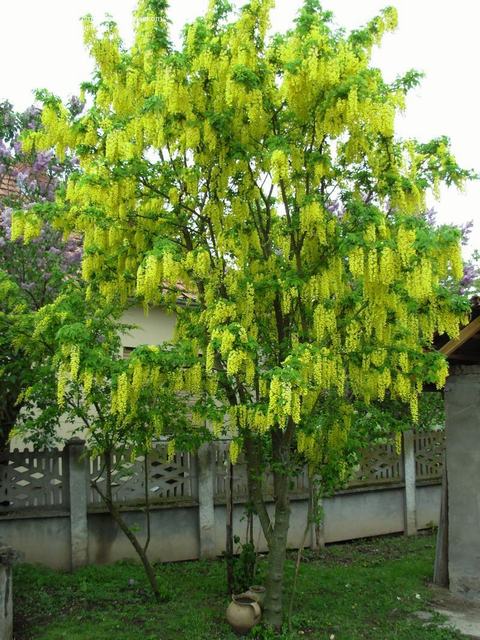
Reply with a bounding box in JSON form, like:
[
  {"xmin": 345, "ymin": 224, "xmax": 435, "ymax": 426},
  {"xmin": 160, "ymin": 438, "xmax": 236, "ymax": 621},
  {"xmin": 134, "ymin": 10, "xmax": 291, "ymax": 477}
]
[
  {"xmin": 379, "ymin": 247, "xmax": 395, "ymax": 285},
  {"xmin": 270, "ymin": 150, "xmax": 289, "ymax": 184},
  {"xmin": 405, "ymin": 259, "xmax": 433, "ymax": 301},
  {"xmin": 184, "ymin": 363, "xmax": 203, "ymax": 394},
  {"xmin": 11, "ymin": 214, "xmax": 42, "ymax": 243},
  {"xmin": 56, "ymin": 363, "xmax": 69, "ymax": 407},
  {"xmin": 144, "ymin": 255, "xmax": 161, "ymax": 299},
  {"xmin": 112, "ymin": 372, "xmax": 129, "ymax": 415},
  {"xmin": 313, "ymin": 305, "xmax": 337, "ymax": 343},
  {"xmin": 297, "ymin": 432, "xmax": 319, "ymax": 463},
  {"xmin": 394, "ymin": 432, "xmax": 402, "ymax": 455},
  {"xmin": 229, "ymin": 440, "xmax": 240, "ymax": 465},
  {"xmin": 397, "ymin": 228, "xmax": 416, "ymax": 266},
  {"xmin": 82, "ymin": 370, "xmax": 94, "ymax": 397},
  {"xmin": 300, "ymin": 202, "xmax": 326, "ymax": 243},
  {"xmin": 69, "ymin": 345, "xmax": 80, "ymax": 381},
  {"xmin": 348, "ymin": 247, "xmax": 364, "ymax": 278}
]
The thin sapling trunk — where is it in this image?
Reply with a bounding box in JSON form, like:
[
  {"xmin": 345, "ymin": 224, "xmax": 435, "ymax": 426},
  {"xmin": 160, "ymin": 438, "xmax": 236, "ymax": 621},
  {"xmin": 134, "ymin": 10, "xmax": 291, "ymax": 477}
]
[{"xmin": 92, "ymin": 450, "xmax": 162, "ymax": 602}]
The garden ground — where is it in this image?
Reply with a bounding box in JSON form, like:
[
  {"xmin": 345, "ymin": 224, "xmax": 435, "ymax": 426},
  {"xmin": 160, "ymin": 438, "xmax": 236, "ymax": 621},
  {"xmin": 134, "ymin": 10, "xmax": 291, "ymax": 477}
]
[{"xmin": 14, "ymin": 532, "xmax": 466, "ymax": 639}]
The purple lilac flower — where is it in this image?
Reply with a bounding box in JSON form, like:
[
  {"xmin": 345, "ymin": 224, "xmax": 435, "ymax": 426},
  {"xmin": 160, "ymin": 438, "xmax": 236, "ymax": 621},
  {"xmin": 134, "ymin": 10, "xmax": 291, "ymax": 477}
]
[
  {"xmin": 0, "ymin": 141, "xmax": 9, "ymax": 158},
  {"xmin": 0, "ymin": 208, "xmax": 12, "ymax": 238},
  {"xmin": 15, "ymin": 171, "xmax": 28, "ymax": 187},
  {"xmin": 32, "ymin": 150, "xmax": 54, "ymax": 173},
  {"xmin": 423, "ymin": 208, "xmax": 437, "ymax": 226},
  {"xmin": 460, "ymin": 220, "xmax": 474, "ymax": 246}
]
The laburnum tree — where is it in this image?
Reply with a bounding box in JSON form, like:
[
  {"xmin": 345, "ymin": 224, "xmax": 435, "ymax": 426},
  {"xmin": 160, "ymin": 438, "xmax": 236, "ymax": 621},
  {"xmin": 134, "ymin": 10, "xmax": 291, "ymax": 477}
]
[
  {"xmin": 0, "ymin": 101, "xmax": 82, "ymax": 450},
  {"xmin": 18, "ymin": 0, "xmax": 474, "ymax": 627}
]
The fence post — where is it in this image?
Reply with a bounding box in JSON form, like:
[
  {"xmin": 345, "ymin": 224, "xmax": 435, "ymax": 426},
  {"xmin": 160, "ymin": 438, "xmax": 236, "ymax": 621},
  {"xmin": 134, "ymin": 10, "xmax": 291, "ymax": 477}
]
[
  {"xmin": 197, "ymin": 443, "xmax": 216, "ymax": 559},
  {"xmin": 403, "ymin": 430, "xmax": 417, "ymax": 536},
  {"xmin": 65, "ymin": 437, "xmax": 89, "ymax": 570}
]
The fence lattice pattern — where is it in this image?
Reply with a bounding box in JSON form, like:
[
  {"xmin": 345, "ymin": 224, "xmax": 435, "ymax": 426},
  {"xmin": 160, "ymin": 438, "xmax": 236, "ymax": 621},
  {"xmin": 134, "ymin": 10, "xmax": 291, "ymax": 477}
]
[
  {"xmin": 349, "ymin": 442, "xmax": 404, "ymax": 487},
  {"xmin": 88, "ymin": 446, "xmax": 196, "ymax": 507},
  {"xmin": 0, "ymin": 449, "xmax": 66, "ymax": 511},
  {"xmin": 415, "ymin": 431, "xmax": 445, "ymax": 481},
  {"xmin": 214, "ymin": 442, "xmax": 250, "ymax": 500},
  {"xmin": 0, "ymin": 432, "xmax": 444, "ymax": 513}
]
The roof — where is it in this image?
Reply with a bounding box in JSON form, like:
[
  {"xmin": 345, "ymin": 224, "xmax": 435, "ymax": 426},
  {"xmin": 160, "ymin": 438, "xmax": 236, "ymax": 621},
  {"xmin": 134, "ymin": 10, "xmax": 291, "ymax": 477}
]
[
  {"xmin": 0, "ymin": 174, "xmax": 18, "ymax": 199},
  {"xmin": 436, "ymin": 297, "xmax": 480, "ymax": 365}
]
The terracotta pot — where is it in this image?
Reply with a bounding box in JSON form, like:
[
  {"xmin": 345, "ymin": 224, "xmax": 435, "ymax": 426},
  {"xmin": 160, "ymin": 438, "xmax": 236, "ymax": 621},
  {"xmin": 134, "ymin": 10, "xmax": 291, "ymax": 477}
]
[
  {"xmin": 245, "ymin": 585, "xmax": 266, "ymax": 609},
  {"xmin": 226, "ymin": 594, "xmax": 262, "ymax": 634}
]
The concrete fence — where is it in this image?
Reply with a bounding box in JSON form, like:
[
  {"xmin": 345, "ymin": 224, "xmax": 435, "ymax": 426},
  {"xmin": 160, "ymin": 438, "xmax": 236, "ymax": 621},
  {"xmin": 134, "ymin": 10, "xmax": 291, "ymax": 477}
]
[{"xmin": 0, "ymin": 431, "xmax": 444, "ymax": 571}]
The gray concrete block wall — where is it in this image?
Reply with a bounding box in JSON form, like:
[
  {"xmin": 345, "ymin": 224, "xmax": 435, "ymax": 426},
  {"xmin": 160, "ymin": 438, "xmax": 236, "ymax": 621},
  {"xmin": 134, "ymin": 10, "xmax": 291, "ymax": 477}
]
[
  {"xmin": 0, "ymin": 516, "xmax": 71, "ymax": 570},
  {"xmin": 445, "ymin": 366, "xmax": 480, "ymax": 599},
  {"xmin": 416, "ymin": 484, "xmax": 442, "ymax": 530},
  {"xmin": 0, "ymin": 483, "xmax": 441, "ymax": 571},
  {"xmin": 88, "ymin": 508, "xmax": 200, "ymax": 565},
  {"xmin": 323, "ymin": 488, "xmax": 405, "ymax": 541}
]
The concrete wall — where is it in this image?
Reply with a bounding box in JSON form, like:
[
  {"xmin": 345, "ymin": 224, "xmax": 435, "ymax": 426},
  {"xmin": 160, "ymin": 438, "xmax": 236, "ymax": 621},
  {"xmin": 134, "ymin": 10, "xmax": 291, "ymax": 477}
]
[
  {"xmin": 0, "ymin": 484, "xmax": 441, "ymax": 571},
  {"xmin": 1, "ymin": 432, "xmax": 444, "ymax": 569},
  {"xmin": 417, "ymin": 484, "xmax": 442, "ymax": 529},
  {"xmin": 0, "ymin": 514, "xmax": 71, "ymax": 570},
  {"xmin": 445, "ymin": 365, "xmax": 480, "ymax": 599},
  {"xmin": 323, "ymin": 488, "xmax": 405, "ymax": 541},
  {"xmin": 88, "ymin": 508, "xmax": 199, "ymax": 565},
  {"xmin": 121, "ymin": 306, "xmax": 176, "ymax": 347}
]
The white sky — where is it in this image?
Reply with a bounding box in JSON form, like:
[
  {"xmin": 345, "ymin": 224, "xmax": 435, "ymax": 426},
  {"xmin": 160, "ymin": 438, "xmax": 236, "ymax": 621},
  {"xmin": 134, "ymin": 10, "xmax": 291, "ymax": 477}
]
[{"xmin": 1, "ymin": 0, "xmax": 479, "ymax": 256}]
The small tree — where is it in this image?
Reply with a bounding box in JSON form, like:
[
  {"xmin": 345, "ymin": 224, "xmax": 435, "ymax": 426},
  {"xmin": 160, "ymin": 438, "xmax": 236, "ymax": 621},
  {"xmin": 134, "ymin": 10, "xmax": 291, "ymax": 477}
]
[
  {"xmin": 20, "ymin": 0, "xmax": 474, "ymax": 628},
  {"xmin": 12, "ymin": 282, "xmax": 196, "ymax": 600}
]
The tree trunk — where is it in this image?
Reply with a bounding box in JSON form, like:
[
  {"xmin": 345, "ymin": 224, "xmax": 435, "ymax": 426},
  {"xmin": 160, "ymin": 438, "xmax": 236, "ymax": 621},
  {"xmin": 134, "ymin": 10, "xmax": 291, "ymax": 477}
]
[
  {"xmin": 263, "ymin": 496, "xmax": 291, "ymax": 629},
  {"xmin": 262, "ymin": 425, "xmax": 294, "ymax": 629},
  {"xmin": 244, "ymin": 431, "xmax": 272, "ymax": 546},
  {"xmin": 244, "ymin": 425, "xmax": 295, "ymax": 629},
  {"xmin": 93, "ymin": 452, "xmax": 162, "ymax": 602}
]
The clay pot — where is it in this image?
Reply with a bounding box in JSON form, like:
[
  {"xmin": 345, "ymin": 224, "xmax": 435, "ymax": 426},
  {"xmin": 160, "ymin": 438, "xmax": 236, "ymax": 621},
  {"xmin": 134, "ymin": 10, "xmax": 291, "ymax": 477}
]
[
  {"xmin": 245, "ymin": 585, "xmax": 266, "ymax": 609},
  {"xmin": 226, "ymin": 594, "xmax": 262, "ymax": 635}
]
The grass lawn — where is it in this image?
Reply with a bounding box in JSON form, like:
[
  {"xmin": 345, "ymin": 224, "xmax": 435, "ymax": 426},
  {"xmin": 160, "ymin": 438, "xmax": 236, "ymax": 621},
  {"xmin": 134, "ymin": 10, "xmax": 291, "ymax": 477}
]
[{"xmin": 13, "ymin": 533, "xmax": 464, "ymax": 640}]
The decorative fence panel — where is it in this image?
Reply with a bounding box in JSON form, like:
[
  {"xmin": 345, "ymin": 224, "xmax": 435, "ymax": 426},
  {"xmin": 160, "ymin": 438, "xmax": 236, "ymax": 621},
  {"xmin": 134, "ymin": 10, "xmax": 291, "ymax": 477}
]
[
  {"xmin": 213, "ymin": 443, "xmax": 309, "ymax": 502},
  {"xmin": 0, "ymin": 432, "xmax": 444, "ymax": 514},
  {"xmin": 414, "ymin": 431, "xmax": 445, "ymax": 482},
  {"xmin": 88, "ymin": 446, "xmax": 196, "ymax": 507},
  {"xmin": 214, "ymin": 443, "xmax": 249, "ymax": 501},
  {"xmin": 0, "ymin": 448, "xmax": 66, "ymax": 511},
  {"xmin": 349, "ymin": 442, "xmax": 404, "ymax": 488}
]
